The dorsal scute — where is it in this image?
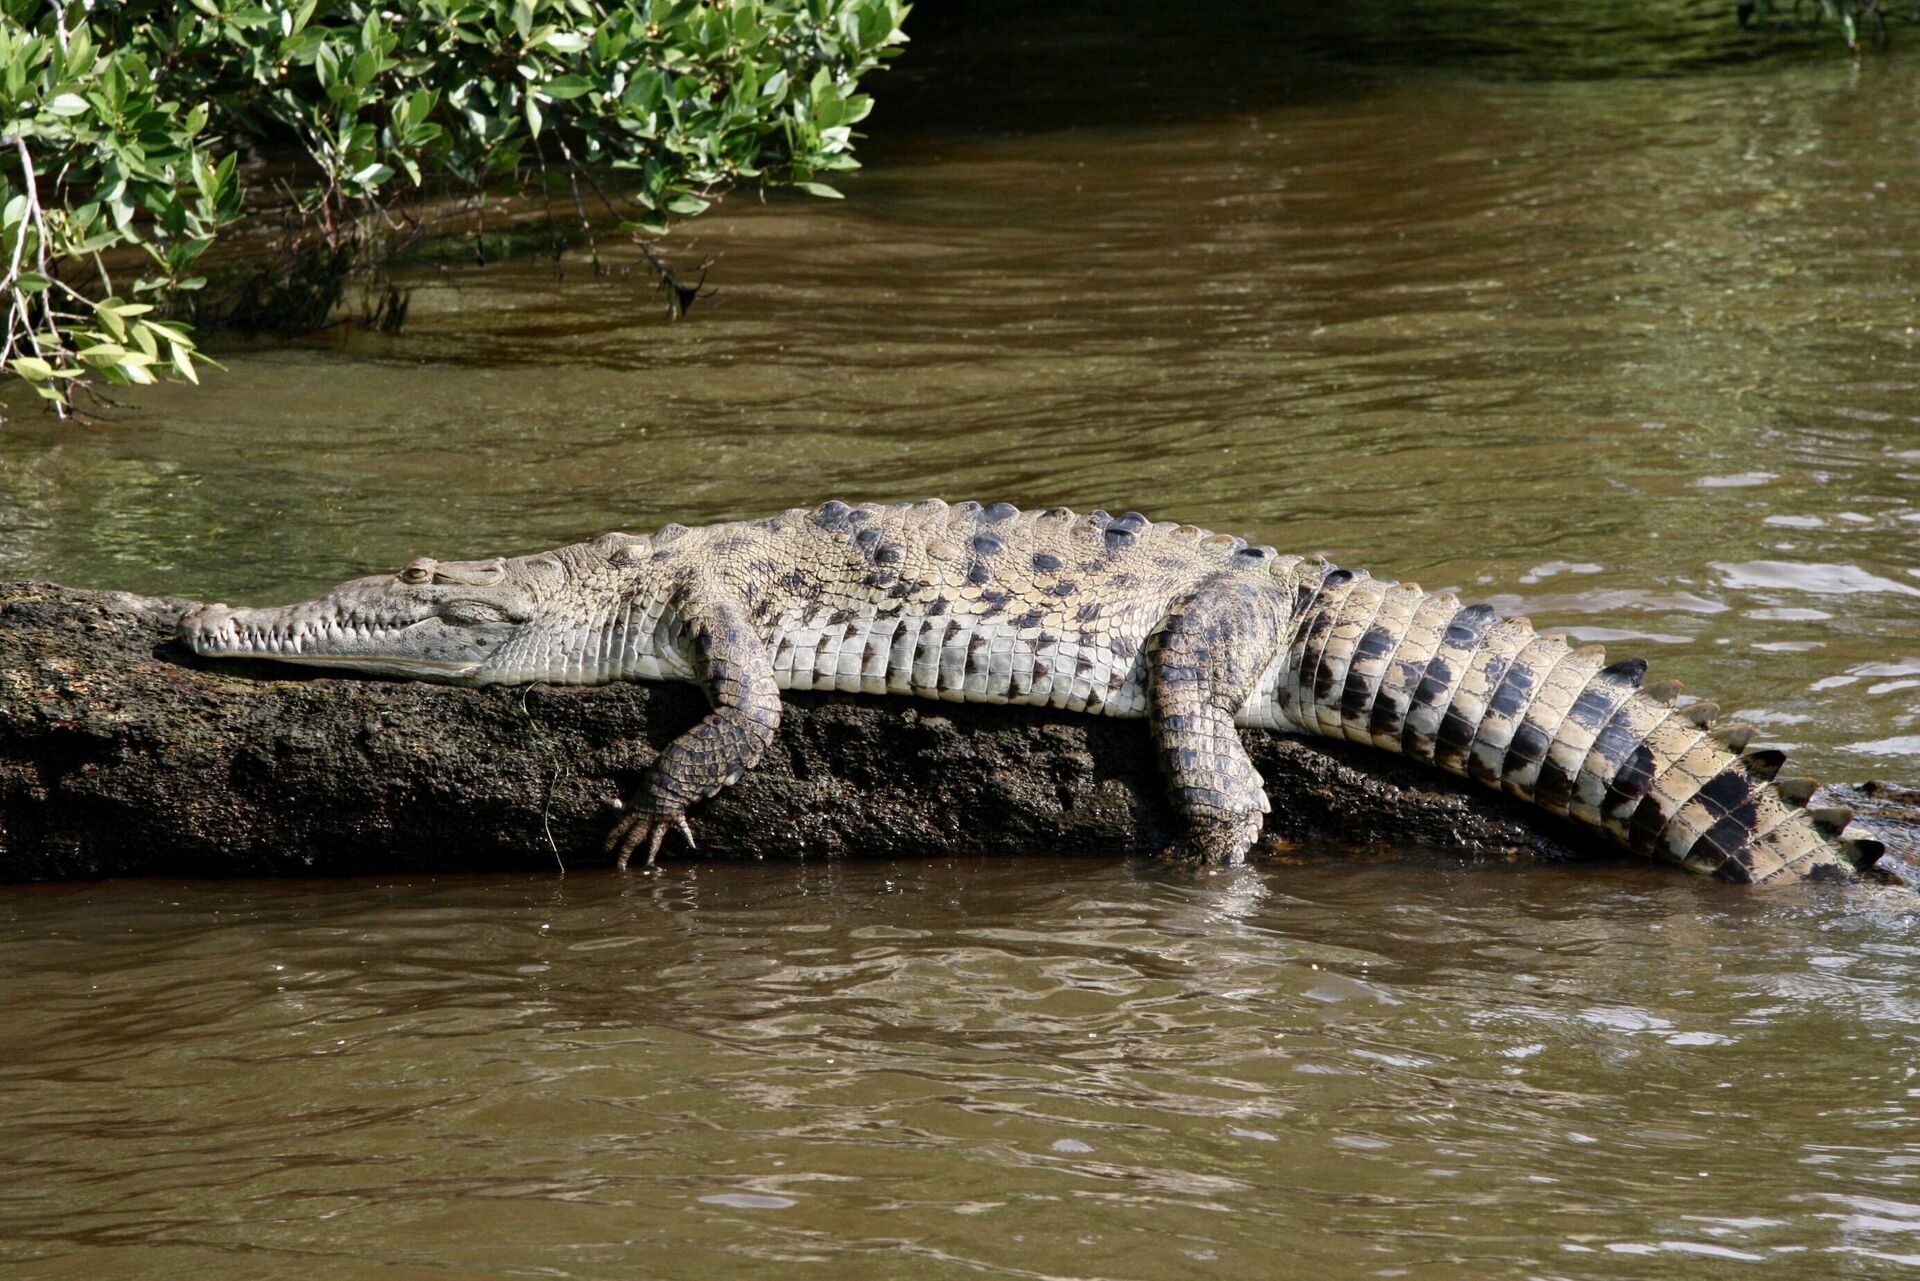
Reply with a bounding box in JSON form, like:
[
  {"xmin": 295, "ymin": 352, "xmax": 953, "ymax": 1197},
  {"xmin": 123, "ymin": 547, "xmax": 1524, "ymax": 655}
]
[
  {"xmin": 1775, "ymin": 777, "xmax": 1819, "ymax": 806},
  {"xmin": 1841, "ymin": 834, "xmax": 1888, "ymax": 871},
  {"xmin": 1809, "ymin": 805, "xmax": 1854, "ymax": 835},
  {"xmin": 1319, "ymin": 567, "xmax": 1376, "ymax": 590},
  {"xmin": 1601, "ymin": 657, "xmax": 1648, "ymax": 687},
  {"xmin": 1266, "ymin": 553, "xmax": 1319, "ymax": 585},
  {"xmin": 1069, "ymin": 510, "xmax": 1106, "ymax": 535},
  {"xmin": 1681, "ymin": 701, "xmax": 1720, "ymax": 727},
  {"xmin": 1712, "ymin": 723, "xmax": 1756, "ymax": 753}
]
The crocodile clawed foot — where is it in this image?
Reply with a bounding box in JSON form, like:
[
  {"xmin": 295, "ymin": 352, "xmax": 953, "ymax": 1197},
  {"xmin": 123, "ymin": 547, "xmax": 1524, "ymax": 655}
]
[
  {"xmin": 1153, "ymin": 839, "xmax": 1248, "ymax": 868},
  {"xmin": 1153, "ymin": 814, "xmax": 1262, "ymax": 868},
  {"xmin": 604, "ymin": 801, "xmax": 698, "ymax": 871}
]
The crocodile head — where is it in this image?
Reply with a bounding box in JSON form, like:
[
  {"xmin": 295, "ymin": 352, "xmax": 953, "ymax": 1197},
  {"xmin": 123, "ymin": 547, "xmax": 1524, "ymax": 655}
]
[{"xmin": 178, "ymin": 541, "xmax": 629, "ymax": 684}]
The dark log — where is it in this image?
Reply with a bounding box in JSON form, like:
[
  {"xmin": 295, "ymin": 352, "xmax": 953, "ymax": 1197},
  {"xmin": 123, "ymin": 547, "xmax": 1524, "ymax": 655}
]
[{"xmin": 1, "ymin": 581, "xmax": 1911, "ymax": 881}]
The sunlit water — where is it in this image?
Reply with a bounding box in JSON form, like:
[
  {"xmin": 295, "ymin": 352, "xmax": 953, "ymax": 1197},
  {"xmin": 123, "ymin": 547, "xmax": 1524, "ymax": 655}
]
[
  {"xmin": 3, "ymin": 4, "xmax": 1919, "ymax": 1276},
  {"xmin": 5, "ymin": 863, "xmax": 1920, "ymax": 1279}
]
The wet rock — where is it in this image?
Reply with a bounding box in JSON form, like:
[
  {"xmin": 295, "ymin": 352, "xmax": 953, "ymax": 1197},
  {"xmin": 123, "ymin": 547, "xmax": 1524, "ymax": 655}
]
[{"xmin": 0, "ymin": 581, "xmax": 1911, "ymax": 881}]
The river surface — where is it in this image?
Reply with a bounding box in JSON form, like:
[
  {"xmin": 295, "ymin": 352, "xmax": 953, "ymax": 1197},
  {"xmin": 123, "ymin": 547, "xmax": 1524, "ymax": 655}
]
[{"xmin": 3, "ymin": 3, "xmax": 1920, "ymax": 1276}]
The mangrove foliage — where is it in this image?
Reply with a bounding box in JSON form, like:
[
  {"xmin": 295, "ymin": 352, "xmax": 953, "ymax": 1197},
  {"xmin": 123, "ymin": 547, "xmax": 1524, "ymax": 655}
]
[{"xmin": 0, "ymin": 0, "xmax": 908, "ymax": 416}]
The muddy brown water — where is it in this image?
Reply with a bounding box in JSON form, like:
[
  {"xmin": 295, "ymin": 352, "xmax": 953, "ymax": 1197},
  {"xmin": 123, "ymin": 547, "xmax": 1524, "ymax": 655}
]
[{"xmin": 4, "ymin": 6, "xmax": 1920, "ymax": 1276}]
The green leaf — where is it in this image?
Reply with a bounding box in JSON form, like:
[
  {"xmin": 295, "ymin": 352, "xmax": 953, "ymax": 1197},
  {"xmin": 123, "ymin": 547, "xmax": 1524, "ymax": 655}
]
[
  {"xmin": 11, "ymin": 357, "xmax": 53, "ymax": 382},
  {"xmin": 45, "ymin": 92, "xmax": 90, "ymax": 117},
  {"xmin": 406, "ymin": 88, "xmax": 437, "ymax": 124},
  {"xmin": 543, "ymin": 31, "xmax": 592, "ymax": 53},
  {"xmin": 545, "ymin": 75, "xmax": 593, "ymax": 100},
  {"xmin": 796, "ymin": 181, "xmax": 844, "ymax": 199}
]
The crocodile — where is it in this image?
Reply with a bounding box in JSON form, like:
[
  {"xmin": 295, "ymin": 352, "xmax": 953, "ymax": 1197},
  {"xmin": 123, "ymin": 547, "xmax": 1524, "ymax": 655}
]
[{"xmin": 177, "ymin": 499, "xmax": 1886, "ymax": 882}]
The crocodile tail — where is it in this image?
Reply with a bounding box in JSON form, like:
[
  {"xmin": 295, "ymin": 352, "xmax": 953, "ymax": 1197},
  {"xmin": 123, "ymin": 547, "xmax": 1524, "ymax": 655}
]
[{"xmin": 1276, "ymin": 568, "xmax": 1886, "ymax": 882}]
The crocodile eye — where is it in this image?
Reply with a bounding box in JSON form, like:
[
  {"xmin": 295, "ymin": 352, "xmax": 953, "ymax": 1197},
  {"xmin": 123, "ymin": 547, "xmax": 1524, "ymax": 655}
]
[{"xmin": 399, "ymin": 559, "xmax": 435, "ymax": 585}]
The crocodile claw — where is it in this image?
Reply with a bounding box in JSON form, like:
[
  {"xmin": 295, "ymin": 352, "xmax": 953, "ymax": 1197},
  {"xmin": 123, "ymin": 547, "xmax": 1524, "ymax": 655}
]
[
  {"xmin": 605, "ymin": 802, "xmax": 697, "ymax": 871},
  {"xmin": 1152, "ymin": 813, "xmax": 1262, "ymax": 867}
]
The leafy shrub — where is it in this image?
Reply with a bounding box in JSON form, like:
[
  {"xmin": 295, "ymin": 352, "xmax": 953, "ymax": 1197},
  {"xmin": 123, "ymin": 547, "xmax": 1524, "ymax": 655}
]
[{"xmin": 0, "ymin": 0, "xmax": 909, "ymax": 416}]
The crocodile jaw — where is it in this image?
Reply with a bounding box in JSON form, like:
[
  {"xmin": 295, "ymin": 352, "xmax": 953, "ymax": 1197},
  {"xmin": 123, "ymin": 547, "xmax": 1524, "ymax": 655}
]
[
  {"xmin": 176, "ymin": 561, "xmax": 545, "ymax": 685},
  {"xmin": 181, "ymin": 603, "xmax": 497, "ymax": 680}
]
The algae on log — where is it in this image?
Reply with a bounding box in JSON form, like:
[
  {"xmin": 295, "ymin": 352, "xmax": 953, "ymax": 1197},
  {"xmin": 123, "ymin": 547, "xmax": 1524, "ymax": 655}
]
[{"xmin": 1, "ymin": 581, "xmax": 1911, "ymax": 881}]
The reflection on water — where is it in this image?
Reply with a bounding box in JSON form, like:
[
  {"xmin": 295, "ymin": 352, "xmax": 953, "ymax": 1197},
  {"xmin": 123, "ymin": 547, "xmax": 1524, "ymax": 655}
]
[
  {"xmin": 2, "ymin": 8, "xmax": 1919, "ymax": 1275},
  {"xmin": 3, "ymin": 863, "xmax": 1919, "ymax": 1278}
]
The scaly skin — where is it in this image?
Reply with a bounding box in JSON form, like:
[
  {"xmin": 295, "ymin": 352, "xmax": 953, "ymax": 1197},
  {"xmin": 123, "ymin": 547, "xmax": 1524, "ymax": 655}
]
[{"xmin": 178, "ymin": 500, "xmax": 1886, "ymax": 882}]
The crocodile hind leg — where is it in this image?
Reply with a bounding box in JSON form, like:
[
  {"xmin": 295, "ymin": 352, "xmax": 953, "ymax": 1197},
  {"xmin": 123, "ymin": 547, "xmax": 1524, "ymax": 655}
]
[
  {"xmin": 606, "ymin": 597, "xmax": 782, "ymax": 869},
  {"xmin": 1146, "ymin": 575, "xmax": 1289, "ymax": 865}
]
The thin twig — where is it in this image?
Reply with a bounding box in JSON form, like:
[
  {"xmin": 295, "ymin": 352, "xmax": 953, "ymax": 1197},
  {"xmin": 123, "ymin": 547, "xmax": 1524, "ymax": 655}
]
[
  {"xmin": 517, "ymin": 684, "xmax": 567, "ymax": 873},
  {"xmin": 527, "ymin": 130, "xmax": 567, "ymax": 269},
  {"xmin": 1, "ymin": 137, "xmax": 35, "ymax": 370},
  {"xmin": 551, "ymin": 131, "xmax": 606, "ymax": 278},
  {"xmin": 6, "ymin": 132, "xmax": 69, "ymax": 416},
  {"xmin": 547, "ymin": 139, "xmax": 717, "ymax": 310}
]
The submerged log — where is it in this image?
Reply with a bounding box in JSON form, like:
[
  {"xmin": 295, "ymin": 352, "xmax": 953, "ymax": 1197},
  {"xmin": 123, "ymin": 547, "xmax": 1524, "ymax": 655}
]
[{"xmin": 0, "ymin": 581, "xmax": 1911, "ymax": 881}]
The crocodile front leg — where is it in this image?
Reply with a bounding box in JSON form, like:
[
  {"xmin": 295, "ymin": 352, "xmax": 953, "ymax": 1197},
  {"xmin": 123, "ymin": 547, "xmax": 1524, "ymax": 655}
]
[
  {"xmin": 1147, "ymin": 576, "xmax": 1289, "ymax": 865},
  {"xmin": 606, "ymin": 596, "xmax": 782, "ymax": 869}
]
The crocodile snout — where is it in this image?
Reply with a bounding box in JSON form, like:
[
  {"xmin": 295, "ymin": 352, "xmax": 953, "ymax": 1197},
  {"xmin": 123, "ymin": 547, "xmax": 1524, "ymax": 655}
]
[{"xmin": 177, "ymin": 603, "xmax": 234, "ymax": 651}]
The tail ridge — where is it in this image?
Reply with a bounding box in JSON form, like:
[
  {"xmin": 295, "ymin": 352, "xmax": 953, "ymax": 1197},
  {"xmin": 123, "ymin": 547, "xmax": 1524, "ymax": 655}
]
[{"xmin": 1278, "ymin": 569, "xmax": 1886, "ymax": 882}]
